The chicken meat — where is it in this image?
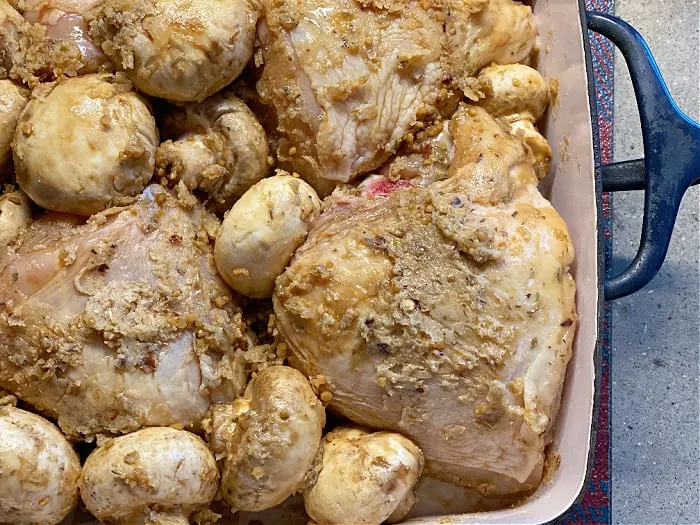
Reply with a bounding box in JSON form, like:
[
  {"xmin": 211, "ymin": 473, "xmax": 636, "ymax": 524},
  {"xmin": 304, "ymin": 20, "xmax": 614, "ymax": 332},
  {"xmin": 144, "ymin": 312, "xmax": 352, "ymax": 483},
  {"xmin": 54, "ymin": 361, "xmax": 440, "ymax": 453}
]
[
  {"xmin": 19, "ymin": 0, "xmax": 108, "ymax": 73},
  {"xmin": 0, "ymin": 185, "xmax": 250, "ymax": 440},
  {"xmin": 0, "ymin": 0, "xmax": 87, "ymax": 84},
  {"xmin": 273, "ymin": 104, "xmax": 576, "ymax": 499},
  {"xmin": 256, "ymin": 0, "xmax": 537, "ymax": 193},
  {"xmin": 0, "ymin": 79, "xmax": 28, "ymax": 178}
]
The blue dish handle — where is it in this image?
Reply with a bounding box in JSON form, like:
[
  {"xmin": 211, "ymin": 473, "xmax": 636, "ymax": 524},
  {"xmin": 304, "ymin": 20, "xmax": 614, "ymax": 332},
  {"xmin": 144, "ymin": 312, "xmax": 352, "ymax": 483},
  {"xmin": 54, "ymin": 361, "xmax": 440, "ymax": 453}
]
[{"xmin": 586, "ymin": 13, "xmax": 700, "ymax": 300}]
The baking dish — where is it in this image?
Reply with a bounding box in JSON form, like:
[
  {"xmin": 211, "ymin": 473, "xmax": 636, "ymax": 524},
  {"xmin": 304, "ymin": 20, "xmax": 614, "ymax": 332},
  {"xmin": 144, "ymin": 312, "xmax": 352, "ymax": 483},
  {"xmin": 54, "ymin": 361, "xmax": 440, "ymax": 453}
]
[{"xmin": 61, "ymin": 0, "xmax": 699, "ymax": 523}]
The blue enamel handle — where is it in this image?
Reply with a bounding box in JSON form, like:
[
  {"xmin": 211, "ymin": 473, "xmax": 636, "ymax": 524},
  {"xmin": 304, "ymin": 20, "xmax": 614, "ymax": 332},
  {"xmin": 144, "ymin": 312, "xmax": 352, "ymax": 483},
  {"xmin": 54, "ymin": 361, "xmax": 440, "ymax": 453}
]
[{"xmin": 586, "ymin": 13, "xmax": 700, "ymax": 300}]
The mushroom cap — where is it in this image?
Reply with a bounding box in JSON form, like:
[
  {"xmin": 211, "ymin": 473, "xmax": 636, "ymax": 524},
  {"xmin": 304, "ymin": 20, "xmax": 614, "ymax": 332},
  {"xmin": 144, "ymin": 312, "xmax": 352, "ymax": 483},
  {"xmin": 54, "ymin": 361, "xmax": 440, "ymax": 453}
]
[
  {"xmin": 0, "ymin": 80, "xmax": 28, "ymax": 178},
  {"xmin": 13, "ymin": 73, "xmax": 158, "ymax": 216},
  {"xmin": 0, "ymin": 190, "xmax": 32, "ymax": 246},
  {"xmin": 0, "ymin": 406, "xmax": 80, "ymax": 525},
  {"xmin": 220, "ymin": 365, "xmax": 325, "ymax": 512},
  {"xmin": 214, "ymin": 174, "xmax": 321, "ymax": 298},
  {"xmin": 88, "ymin": 0, "xmax": 259, "ymax": 102},
  {"xmin": 476, "ymin": 64, "xmax": 549, "ymax": 121},
  {"xmin": 80, "ymin": 427, "xmax": 219, "ymax": 523},
  {"xmin": 304, "ymin": 427, "xmax": 424, "ymax": 525}
]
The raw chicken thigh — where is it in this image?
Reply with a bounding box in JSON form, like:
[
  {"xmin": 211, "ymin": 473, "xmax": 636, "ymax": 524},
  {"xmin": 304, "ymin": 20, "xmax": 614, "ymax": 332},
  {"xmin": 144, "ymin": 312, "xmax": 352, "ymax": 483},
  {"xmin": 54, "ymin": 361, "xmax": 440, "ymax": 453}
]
[
  {"xmin": 273, "ymin": 105, "xmax": 576, "ymax": 498},
  {"xmin": 0, "ymin": 186, "xmax": 249, "ymax": 439},
  {"xmin": 256, "ymin": 0, "xmax": 536, "ymax": 193},
  {"xmin": 257, "ymin": 0, "xmax": 444, "ymax": 191},
  {"xmin": 0, "ymin": 0, "xmax": 88, "ymax": 84},
  {"xmin": 19, "ymin": 0, "xmax": 107, "ymax": 73}
]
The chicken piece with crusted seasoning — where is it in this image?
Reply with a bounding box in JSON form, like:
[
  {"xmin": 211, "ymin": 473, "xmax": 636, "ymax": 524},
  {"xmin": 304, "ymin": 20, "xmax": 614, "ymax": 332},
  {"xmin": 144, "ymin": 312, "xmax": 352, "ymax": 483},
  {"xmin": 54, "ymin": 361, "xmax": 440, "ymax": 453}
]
[
  {"xmin": 256, "ymin": 0, "xmax": 446, "ymax": 193},
  {"xmin": 256, "ymin": 0, "xmax": 537, "ymax": 193},
  {"xmin": 0, "ymin": 185, "xmax": 250, "ymax": 440},
  {"xmin": 273, "ymin": 105, "xmax": 576, "ymax": 501},
  {"xmin": 0, "ymin": 0, "xmax": 87, "ymax": 85},
  {"xmin": 17, "ymin": 0, "xmax": 108, "ymax": 73}
]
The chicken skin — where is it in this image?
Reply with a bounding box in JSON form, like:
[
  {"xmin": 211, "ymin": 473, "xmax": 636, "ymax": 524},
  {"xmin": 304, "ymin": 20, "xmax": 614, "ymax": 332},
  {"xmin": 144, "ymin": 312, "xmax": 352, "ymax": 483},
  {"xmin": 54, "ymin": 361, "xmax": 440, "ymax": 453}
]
[
  {"xmin": 273, "ymin": 105, "xmax": 576, "ymax": 498},
  {"xmin": 0, "ymin": 186, "xmax": 249, "ymax": 440},
  {"xmin": 20, "ymin": 0, "xmax": 108, "ymax": 73},
  {"xmin": 256, "ymin": 0, "xmax": 537, "ymax": 193},
  {"xmin": 0, "ymin": 0, "xmax": 86, "ymax": 84}
]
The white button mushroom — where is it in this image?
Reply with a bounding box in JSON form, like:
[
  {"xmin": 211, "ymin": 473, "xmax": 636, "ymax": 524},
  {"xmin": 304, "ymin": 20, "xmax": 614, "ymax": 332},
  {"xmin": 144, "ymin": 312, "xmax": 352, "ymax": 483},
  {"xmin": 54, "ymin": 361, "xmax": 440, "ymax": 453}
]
[
  {"xmin": 476, "ymin": 63, "xmax": 550, "ymax": 121},
  {"xmin": 0, "ymin": 1, "xmax": 30, "ymax": 80},
  {"xmin": 204, "ymin": 402, "xmax": 236, "ymax": 460},
  {"xmin": 475, "ymin": 64, "xmax": 553, "ymax": 179},
  {"xmin": 80, "ymin": 427, "xmax": 219, "ymax": 525},
  {"xmin": 0, "ymin": 189, "xmax": 32, "ymax": 246},
  {"xmin": 218, "ymin": 365, "xmax": 325, "ymax": 512},
  {"xmin": 0, "ymin": 79, "xmax": 28, "ymax": 179},
  {"xmin": 87, "ymin": 0, "xmax": 260, "ymax": 102},
  {"xmin": 215, "ymin": 173, "xmax": 321, "ymax": 298},
  {"xmin": 304, "ymin": 427, "xmax": 424, "ymax": 525},
  {"xmin": 0, "ymin": 406, "xmax": 81, "ymax": 525},
  {"xmin": 156, "ymin": 92, "xmax": 268, "ymax": 213},
  {"xmin": 12, "ymin": 73, "xmax": 158, "ymax": 216}
]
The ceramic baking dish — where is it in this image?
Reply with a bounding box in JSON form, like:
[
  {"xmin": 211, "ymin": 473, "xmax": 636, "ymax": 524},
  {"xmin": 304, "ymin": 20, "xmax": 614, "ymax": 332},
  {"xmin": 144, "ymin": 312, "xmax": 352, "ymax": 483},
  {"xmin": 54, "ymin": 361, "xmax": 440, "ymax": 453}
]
[
  {"xmin": 232, "ymin": 1, "xmax": 601, "ymax": 522},
  {"xmin": 66, "ymin": 0, "xmax": 700, "ymax": 522}
]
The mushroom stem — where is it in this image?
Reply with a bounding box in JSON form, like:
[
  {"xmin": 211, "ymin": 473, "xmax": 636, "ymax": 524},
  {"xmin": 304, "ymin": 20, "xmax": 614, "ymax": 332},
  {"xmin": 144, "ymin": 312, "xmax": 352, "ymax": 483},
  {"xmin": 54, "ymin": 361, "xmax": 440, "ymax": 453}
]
[
  {"xmin": 152, "ymin": 511, "xmax": 189, "ymax": 525},
  {"xmin": 156, "ymin": 92, "xmax": 268, "ymax": 213},
  {"xmin": 387, "ymin": 491, "xmax": 417, "ymax": 524},
  {"xmin": 157, "ymin": 136, "xmax": 224, "ymax": 191}
]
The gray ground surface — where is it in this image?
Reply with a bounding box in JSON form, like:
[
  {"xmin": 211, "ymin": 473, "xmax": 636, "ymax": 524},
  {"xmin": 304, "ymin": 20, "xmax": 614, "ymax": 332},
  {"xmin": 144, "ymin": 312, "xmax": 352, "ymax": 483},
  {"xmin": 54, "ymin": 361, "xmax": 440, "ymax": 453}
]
[{"xmin": 611, "ymin": 1, "xmax": 700, "ymax": 523}]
